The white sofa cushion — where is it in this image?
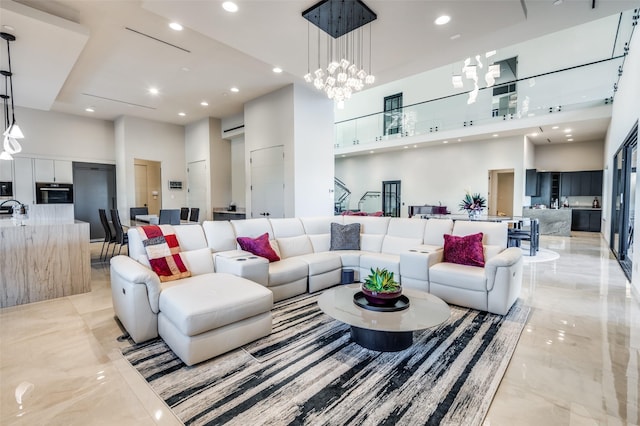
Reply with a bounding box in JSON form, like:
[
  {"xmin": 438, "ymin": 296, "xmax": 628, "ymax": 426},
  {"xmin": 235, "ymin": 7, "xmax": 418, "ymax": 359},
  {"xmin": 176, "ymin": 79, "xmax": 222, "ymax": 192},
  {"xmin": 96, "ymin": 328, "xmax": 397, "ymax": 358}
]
[
  {"xmin": 308, "ymin": 234, "xmax": 330, "ymax": 253},
  {"xmin": 344, "ymin": 216, "xmax": 390, "ymax": 234},
  {"xmin": 424, "ymin": 218, "xmax": 454, "ymax": 246},
  {"xmin": 277, "ymin": 235, "xmax": 314, "ymax": 258},
  {"xmin": 202, "ymin": 221, "xmax": 237, "ymax": 252},
  {"xmin": 268, "ymin": 258, "xmax": 308, "ymax": 286},
  {"xmin": 300, "ymin": 216, "xmax": 343, "ymax": 234},
  {"xmin": 296, "ymin": 252, "xmax": 342, "ymax": 276},
  {"xmin": 270, "ymin": 218, "xmax": 305, "ymax": 238},
  {"xmin": 429, "ymin": 262, "xmax": 487, "ymax": 291},
  {"xmin": 359, "ymin": 252, "xmax": 401, "ymax": 277},
  {"xmin": 453, "ymin": 221, "xmax": 507, "ymax": 249},
  {"xmin": 174, "ymin": 226, "xmax": 209, "ymax": 252},
  {"xmin": 361, "ymin": 234, "xmax": 384, "ymax": 252},
  {"xmin": 181, "ymin": 248, "xmax": 215, "ymax": 275},
  {"xmin": 231, "ymin": 218, "xmax": 274, "ymax": 240},
  {"xmin": 381, "ymin": 235, "xmax": 423, "ymax": 255},
  {"xmin": 158, "ymin": 273, "xmax": 273, "ymax": 337}
]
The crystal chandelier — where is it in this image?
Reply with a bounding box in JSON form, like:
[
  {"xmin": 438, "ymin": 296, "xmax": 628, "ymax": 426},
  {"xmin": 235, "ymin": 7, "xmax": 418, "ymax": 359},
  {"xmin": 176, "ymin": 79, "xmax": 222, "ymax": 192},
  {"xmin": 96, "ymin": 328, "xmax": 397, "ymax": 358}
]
[
  {"xmin": 451, "ymin": 51, "xmax": 501, "ymax": 105},
  {"xmin": 302, "ymin": 0, "xmax": 377, "ymax": 109}
]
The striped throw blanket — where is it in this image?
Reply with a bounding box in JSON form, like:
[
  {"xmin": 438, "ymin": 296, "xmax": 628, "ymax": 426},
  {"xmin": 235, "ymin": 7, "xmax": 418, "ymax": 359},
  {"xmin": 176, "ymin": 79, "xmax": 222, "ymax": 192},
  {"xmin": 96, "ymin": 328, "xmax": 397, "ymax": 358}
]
[{"xmin": 138, "ymin": 225, "xmax": 191, "ymax": 282}]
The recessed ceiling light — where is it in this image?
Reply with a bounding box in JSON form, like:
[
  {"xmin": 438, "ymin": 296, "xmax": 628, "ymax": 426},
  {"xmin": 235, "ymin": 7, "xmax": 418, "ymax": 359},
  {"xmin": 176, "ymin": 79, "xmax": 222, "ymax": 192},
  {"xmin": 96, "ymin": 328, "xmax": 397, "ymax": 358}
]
[
  {"xmin": 181, "ymin": 67, "xmax": 190, "ymax": 72},
  {"xmin": 443, "ymin": 140, "xmax": 448, "ymax": 144},
  {"xmin": 403, "ymin": 146, "xmax": 408, "ymax": 149},
  {"xmin": 178, "ymin": 112, "xmax": 186, "ymax": 117},
  {"xmin": 567, "ymin": 138, "xmax": 574, "ymax": 142},
  {"xmin": 531, "ymin": 132, "xmax": 539, "ymax": 137},
  {"xmin": 85, "ymin": 107, "xmax": 94, "ymax": 113},
  {"xmin": 341, "ymin": 154, "xmax": 346, "ymax": 157},
  {"xmin": 552, "ymin": 126, "xmax": 559, "ymax": 129},
  {"xmin": 493, "ymin": 134, "xmax": 499, "ymax": 137},
  {"xmin": 435, "ymin": 15, "xmax": 451, "ymax": 25},
  {"xmin": 200, "ymin": 101, "xmax": 209, "ymax": 106},
  {"xmin": 169, "ymin": 22, "xmax": 183, "ymax": 31},
  {"xmin": 450, "ymin": 34, "xmax": 461, "ymax": 40},
  {"xmin": 413, "ymin": 145, "xmax": 418, "ymax": 148},
  {"xmin": 565, "ymin": 134, "xmax": 572, "ymax": 137},
  {"xmin": 2, "ymin": 25, "xmax": 15, "ymax": 31},
  {"xmin": 222, "ymin": 1, "xmax": 238, "ymax": 12},
  {"xmin": 149, "ymin": 87, "xmax": 159, "ymax": 95},
  {"xmin": 230, "ymin": 87, "xmax": 239, "ymax": 93},
  {"xmin": 553, "ymin": 0, "xmax": 563, "ymax": 5},
  {"xmin": 369, "ymin": 150, "xmax": 375, "ymax": 154},
  {"xmin": 272, "ymin": 67, "xmax": 283, "ymax": 73},
  {"xmin": 564, "ymin": 128, "xmax": 572, "ymax": 133},
  {"xmin": 458, "ymin": 138, "xmax": 462, "ymax": 142}
]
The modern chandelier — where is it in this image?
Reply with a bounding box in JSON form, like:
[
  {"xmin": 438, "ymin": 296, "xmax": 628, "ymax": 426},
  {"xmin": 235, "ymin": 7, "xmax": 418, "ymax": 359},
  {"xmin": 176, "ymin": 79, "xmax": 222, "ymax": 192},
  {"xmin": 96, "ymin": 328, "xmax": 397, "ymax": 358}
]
[
  {"xmin": 302, "ymin": 0, "xmax": 377, "ymax": 109},
  {"xmin": 0, "ymin": 31, "xmax": 23, "ymax": 161},
  {"xmin": 451, "ymin": 51, "xmax": 501, "ymax": 104}
]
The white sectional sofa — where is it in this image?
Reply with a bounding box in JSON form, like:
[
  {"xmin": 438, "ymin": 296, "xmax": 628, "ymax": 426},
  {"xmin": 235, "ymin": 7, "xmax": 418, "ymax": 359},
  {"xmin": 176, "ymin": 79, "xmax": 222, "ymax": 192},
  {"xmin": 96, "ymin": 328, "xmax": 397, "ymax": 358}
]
[{"xmin": 110, "ymin": 215, "xmax": 523, "ymax": 364}]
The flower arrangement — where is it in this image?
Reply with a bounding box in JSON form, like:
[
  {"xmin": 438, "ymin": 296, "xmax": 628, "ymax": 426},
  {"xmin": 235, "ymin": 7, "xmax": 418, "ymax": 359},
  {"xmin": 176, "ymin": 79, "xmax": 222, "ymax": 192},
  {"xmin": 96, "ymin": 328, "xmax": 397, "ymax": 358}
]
[{"xmin": 459, "ymin": 192, "xmax": 487, "ymax": 212}]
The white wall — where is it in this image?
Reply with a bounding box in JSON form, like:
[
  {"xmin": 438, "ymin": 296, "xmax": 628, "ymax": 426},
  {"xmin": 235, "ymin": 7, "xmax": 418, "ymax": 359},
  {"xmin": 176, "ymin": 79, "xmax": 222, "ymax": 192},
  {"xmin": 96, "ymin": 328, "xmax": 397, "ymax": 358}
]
[
  {"xmin": 335, "ymin": 136, "xmax": 525, "ymax": 217},
  {"xmin": 114, "ymin": 116, "xmax": 186, "ymax": 220},
  {"xmin": 244, "ymin": 84, "xmax": 334, "ymax": 218},
  {"xmin": 208, "ymin": 117, "xmax": 231, "ymax": 211},
  {"xmin": 244, "ymin": 85, "xmax": 294, "ymax": 217},
  {"xmin": 11, "ymin": 106, "xmax": 114, "ymax": 163},
  {"xmin": 535, "ymin": 140, "xmax": 605, "ymax": 171},
  {"xmin": 230, "ymin": 136, "xmax": 245, "ymax": 209},
  {"xmin": 604, "ymin": 26, "xmax": 640, "ymax": 297},
  {"xmin": 293, "ymin": 84, "xmax": 334, "ymax": 217}
]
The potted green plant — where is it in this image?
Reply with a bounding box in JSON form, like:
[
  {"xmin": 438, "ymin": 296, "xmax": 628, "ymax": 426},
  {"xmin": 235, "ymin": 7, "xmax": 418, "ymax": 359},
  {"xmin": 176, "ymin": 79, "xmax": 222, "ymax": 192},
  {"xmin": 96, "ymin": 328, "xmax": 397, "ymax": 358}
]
[{"xmin": 361, "ymin": 267, "xmax": 402, "ymax": 306}]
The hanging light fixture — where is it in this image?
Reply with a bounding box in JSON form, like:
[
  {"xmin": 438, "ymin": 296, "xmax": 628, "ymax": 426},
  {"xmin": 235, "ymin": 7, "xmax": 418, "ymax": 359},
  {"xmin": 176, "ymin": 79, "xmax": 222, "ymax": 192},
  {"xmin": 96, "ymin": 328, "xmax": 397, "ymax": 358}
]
[
  {"xmin": 1, "ymin": 32, "xmax": 24, "ymax": 146},
  {"xmin": 302, "ymin": 0, "xmax": 377, "ymax": 108}
]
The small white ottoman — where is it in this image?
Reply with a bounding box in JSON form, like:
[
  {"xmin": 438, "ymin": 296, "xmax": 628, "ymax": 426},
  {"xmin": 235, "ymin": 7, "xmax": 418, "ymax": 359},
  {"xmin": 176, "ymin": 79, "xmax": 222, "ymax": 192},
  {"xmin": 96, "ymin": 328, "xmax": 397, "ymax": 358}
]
[{"xmin": 158, "ymin": 273, "xmax": 273, "ymax": 366}]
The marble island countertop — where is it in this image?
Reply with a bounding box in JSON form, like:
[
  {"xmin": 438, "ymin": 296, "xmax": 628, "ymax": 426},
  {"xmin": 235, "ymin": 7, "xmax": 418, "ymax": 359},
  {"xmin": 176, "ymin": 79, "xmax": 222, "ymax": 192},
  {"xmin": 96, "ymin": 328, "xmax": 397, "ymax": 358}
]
[
  {"xmin": 212, "ymin": 210, "xmax": 246, "ymax": 215},
  {"xmin": 0, "ymin": 217, "xmax": 87, "ymax": 227}
]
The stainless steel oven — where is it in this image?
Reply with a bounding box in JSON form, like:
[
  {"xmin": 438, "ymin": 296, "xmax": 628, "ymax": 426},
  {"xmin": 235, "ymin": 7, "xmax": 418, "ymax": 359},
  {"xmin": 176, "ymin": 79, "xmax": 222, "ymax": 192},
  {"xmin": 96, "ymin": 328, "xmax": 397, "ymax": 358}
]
[
  {"xmin": 0, "ymin": 181, "xmax": 12, "ymax": 197},
  {"xmin": 35, "ymin": 182, "xmax": 74, "ymax": 204}
]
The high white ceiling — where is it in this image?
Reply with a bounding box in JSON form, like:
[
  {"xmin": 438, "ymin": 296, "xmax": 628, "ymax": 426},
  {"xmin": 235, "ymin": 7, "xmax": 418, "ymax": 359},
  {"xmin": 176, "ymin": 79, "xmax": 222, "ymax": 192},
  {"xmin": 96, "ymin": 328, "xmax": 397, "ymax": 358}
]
[{"xmin": 0, "ymin": 0, "xmax": 637, "ymax": 139}]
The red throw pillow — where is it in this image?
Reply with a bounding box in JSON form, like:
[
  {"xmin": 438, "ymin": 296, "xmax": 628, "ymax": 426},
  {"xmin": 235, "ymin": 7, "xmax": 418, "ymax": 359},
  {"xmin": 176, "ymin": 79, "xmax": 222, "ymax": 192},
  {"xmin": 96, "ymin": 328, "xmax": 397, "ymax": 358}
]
[
  {"xmin": 237, "ymin": 233, "xmax": 280, "ymax": 262},
  {"xmin": 443, "ymin": 232, "xmax": 485, "ymax": 267}
]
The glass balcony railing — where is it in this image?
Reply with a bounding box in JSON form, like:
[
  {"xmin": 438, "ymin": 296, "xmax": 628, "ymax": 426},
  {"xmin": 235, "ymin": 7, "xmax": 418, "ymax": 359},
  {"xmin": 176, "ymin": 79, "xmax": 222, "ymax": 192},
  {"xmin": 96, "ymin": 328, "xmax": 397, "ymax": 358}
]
[{"xmin": 334, "ymin": 55, "xmax": 623, "ymax": 150}]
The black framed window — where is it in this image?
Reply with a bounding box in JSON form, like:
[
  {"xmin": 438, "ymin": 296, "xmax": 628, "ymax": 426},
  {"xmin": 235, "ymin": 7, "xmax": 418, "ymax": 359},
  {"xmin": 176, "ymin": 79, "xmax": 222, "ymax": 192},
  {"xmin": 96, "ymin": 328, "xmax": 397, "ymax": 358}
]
[{"xmin": 383, "ymin": 93, "xmax": 403, "ymax": 136}]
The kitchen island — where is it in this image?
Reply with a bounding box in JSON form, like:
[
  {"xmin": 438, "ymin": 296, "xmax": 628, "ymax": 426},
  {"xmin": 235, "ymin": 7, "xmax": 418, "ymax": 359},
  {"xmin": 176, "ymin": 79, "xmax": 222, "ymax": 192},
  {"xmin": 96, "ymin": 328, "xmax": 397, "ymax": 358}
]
[
  {"xmin": 0, "ymin": 215, "xmax": 90, "ymax": 308},
  {"xmin": 524, "ymin": 208, "xmax": 572, "ymax": 236}
]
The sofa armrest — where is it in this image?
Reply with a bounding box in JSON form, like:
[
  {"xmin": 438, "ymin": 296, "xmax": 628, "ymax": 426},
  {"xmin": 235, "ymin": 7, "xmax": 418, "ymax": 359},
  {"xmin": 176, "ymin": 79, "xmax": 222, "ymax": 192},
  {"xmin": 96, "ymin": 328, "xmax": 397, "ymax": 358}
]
[
  {"xmin": 484, "ymin": 247, "xmax": 522, "ymax": 292},
  {"xmin": 400, "ymin": 250, "xmax": 442, "ymax": 282},
  {"xmin": 110, "ymin": 255, "xmax": 162, "ymax": 314}
]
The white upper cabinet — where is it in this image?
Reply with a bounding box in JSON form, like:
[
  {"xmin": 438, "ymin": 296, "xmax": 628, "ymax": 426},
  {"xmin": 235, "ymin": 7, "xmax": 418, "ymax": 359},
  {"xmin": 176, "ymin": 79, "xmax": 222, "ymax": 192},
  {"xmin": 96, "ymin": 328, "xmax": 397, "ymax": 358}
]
[
  {"xmin": 0, "ymin": 160, "xmax": 12, "ymax": 181},
  {"xmin": 34, "ymin": 159, "xmax": 73, "ymax": 183}
]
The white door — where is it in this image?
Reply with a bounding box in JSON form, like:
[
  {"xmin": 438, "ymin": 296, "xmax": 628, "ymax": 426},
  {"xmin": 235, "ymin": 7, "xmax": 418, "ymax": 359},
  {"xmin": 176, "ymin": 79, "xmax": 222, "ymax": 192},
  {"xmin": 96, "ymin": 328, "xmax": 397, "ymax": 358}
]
[
  {"xmin": 134, "ymin": 164, "xmax": 148, "ymax": 209},
  {"xmin": 187, "ymin": 160, "xmax": 207, "ymax": 222},
  {"xmin": 251, "ymin": 146, "xmax": 284, "ymax": 219}
]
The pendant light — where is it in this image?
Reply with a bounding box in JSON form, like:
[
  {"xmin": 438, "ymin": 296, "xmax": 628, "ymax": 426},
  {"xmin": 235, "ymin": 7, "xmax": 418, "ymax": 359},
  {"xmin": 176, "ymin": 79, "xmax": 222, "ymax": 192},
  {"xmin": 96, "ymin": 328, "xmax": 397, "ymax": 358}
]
[{"xmin": 1, "ymin": 32, "xmax": 24, "ymax": 141}]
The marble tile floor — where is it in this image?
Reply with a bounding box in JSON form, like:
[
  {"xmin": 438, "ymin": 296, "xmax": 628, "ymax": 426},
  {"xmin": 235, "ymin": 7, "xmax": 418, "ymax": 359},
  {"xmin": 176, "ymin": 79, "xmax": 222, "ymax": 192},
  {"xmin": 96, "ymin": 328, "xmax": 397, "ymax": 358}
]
[{"xmin": 0, "ymin": 233, "xmax": 638, "ymax": 425}]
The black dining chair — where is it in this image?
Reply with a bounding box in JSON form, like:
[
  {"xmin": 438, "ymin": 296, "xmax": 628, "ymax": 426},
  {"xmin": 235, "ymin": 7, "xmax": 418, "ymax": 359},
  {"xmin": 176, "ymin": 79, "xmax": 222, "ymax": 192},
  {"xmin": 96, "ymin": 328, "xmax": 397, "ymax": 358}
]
[
  {"xmin": 180, "ymin": 207, "xmax": 190, "ymax": 221},
  {"xmin": 189, "ymin": 207, "xmax": 199, "ymax": 222},
  {"xmin": 110, "ymin": 209, "xmax": 129, "ymax": 256},
  {"xmin": 98, "ymin": 209, "xmax": 116, "ymax": 261},
  {"xmin": 159, "ymin": 209, "xmax": 180, "ymax": 225},
  {"xmin": 129, "ymin": 206, "xmax": 149, "ymax": 220}
]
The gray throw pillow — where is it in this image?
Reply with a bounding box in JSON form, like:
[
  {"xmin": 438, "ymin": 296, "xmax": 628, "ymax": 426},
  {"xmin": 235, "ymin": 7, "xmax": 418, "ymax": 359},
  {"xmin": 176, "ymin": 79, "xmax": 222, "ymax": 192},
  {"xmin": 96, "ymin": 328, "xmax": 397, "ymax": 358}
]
[{"xmin": 330, "ymin": 222, "xmax": 361, "ymax": 250}]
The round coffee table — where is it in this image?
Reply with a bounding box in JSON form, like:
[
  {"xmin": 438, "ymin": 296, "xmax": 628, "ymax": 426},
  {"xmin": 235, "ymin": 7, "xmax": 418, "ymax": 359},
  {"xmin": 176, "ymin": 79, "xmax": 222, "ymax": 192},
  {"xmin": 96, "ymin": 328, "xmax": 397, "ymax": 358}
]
[{"xmin": 317, "ymin": 284, "xmax": 450, "ymax": 351}]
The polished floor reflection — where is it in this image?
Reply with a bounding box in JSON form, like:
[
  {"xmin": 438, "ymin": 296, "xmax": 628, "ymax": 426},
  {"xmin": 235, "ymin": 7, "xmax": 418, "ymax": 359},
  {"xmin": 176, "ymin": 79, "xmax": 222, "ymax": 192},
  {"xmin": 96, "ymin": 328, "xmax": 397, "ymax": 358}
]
[{"xmin": 1, "ymin": 233, "xmax": 638, "ymax": 425}]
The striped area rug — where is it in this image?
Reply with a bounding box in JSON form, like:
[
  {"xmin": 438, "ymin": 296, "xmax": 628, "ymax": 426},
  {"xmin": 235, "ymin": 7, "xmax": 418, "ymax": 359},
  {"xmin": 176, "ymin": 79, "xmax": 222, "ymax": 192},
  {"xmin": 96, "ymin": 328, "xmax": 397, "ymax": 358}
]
[{"xmin": 122, "ymin": 293, "xmax": 529, "ymax": 425}]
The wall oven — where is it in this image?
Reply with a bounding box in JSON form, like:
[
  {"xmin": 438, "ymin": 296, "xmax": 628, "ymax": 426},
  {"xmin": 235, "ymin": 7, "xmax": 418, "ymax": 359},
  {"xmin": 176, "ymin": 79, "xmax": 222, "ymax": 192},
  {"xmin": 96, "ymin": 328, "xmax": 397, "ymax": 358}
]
[{"xmin": 35, "ymin": 182, "xmax": 74, "ymax": 204}]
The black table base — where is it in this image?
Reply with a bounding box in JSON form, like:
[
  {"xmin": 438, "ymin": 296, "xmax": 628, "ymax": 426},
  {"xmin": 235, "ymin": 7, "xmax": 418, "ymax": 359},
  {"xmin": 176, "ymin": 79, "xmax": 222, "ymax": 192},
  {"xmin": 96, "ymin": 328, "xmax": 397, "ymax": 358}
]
[{"xmin": 350, "ymin": 326, "xmax": 413, "ymax": 351}]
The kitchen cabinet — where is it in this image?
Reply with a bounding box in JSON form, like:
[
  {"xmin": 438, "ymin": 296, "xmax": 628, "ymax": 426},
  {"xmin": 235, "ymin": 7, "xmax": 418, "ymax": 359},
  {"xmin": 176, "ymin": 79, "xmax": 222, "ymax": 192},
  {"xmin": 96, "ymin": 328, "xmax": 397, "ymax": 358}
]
[
  {"xmin": 34, "ymin": 159, "xmax": 73, "ymax": 183},
  {"xmin": 0, "ymin": 160, "xmax": 12, "ymax": 181},
  {"xmin": 525, "ymin": 169, "xmax": 539, "ymax": 196},
  {"xmin": 571, "ymin": 209, "xmax": 601, "ymax": 232},
  {"xmin": 560, "ymin": 171, "xmax": 603, "ymax": 196},
  {"xmin": 13, "ymin": 157, "xmax": 35, "ymax": 205}
]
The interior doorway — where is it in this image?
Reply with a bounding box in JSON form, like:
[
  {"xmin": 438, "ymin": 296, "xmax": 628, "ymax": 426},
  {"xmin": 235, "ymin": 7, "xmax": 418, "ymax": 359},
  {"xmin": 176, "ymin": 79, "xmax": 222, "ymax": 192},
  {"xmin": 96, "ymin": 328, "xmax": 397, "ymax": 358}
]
[
  {"xmin": 134, "ymin": 159, "xmax": 161, "ymax": 215},
  {"xmin": 488, "ymin": 169, "xmax": 514, "ymax": 217},
  {"xmin": 250, "ymin": 146, "xmax": 284, "ymax": 219},
  {"xmin": 73, "ymin": 162, "xmax": 116, "ymax": 240},
  {"xmin": 382, "ymin": 180, "xmax": 401, "ymax": 217}
]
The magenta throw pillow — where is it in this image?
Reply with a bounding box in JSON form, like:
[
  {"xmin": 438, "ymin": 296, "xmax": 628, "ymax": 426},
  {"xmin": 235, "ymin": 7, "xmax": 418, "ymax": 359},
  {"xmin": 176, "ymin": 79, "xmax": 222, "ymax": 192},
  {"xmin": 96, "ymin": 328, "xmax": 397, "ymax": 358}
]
[
  {"xmin": 443, "ymin": 232, "xmax": 485, "ymax": 267},
  {"xmin": 237, "ymin": 233, "xmax": 280, "ymax": 262}
]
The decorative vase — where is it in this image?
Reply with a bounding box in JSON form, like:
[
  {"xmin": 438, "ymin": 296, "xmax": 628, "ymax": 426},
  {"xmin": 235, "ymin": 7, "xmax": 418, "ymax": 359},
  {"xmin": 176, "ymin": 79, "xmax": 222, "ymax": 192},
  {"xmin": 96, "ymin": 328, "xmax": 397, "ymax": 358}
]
[
  {"xmin": 468, "ymin": 209, "xmax": 482, "ymax": 220},
  {"xmin": 361, "ymin": 285, "xmax": 403, "ymax": 306}
]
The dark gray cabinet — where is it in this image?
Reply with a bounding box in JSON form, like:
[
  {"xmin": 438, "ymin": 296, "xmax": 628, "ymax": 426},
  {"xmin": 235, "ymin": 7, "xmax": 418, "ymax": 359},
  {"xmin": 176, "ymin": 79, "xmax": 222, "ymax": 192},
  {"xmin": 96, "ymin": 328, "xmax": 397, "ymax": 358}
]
[
  {"xmin": 525, "ymin": 169, "xmax": 539, "ymax": 196},
  {"xmin": 560, "ymin": 170, "xmax": 603, "ymax": 196},
  {"xmin": 571, "ymin": 209, "xmax": 601, "ymax": 232}
]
